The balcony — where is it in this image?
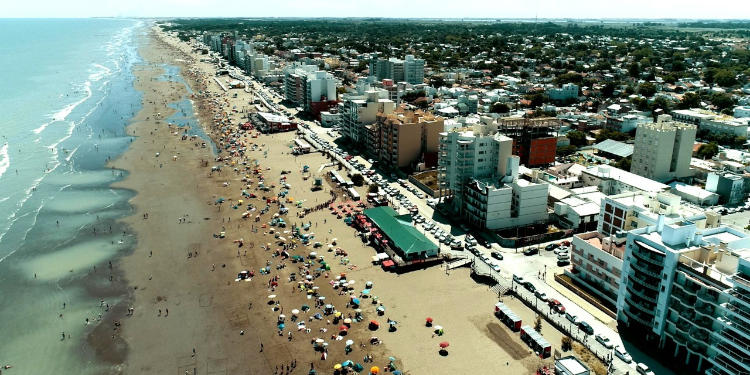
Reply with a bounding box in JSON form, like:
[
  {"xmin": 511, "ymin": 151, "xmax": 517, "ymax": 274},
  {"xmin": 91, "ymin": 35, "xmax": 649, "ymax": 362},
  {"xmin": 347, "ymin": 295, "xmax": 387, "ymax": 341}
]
[
  {"xmin": 718, "ymin": 316, "xmax": 750, "ymax": 342},
  {"xmin": 630, "ymin": 274, "xmax": 661, "ymax": 291},
  {"xmin": 630, "ymin": 267, "xmax": 661, "ymax": 287},
  {"xmin": 724, "ymin": 302, "xmax": 750, "ymax": 325},
  {"xmin": 714, "ymin": 329, "xmax": 750, "ymax": 355},
  {"xmin": 696, "ymin": 302, "xmax": 716, "ymax": 317},
  {"xmin": 689, "ymin": 325, "xmax": 710, "ymax": 341},
  {"xmin": 628, "ymin": 298, "xmax": 657, "ymax": 317},
  {"xmin": 733, "ymin": 273, "xmax": 750, "ymax": 290},
  {"xmin": 624, "ymin": 307, "xmax": 654, "ymax": 326},
  {"xmin": 729, "ymin": 289, "xmax": 750, "ymax": 309},
  {"xmin": 675, "ymin": 318, "xmax": 692, "ymax": 333},
  {"xmin": 710, "ymin": 355, "xmax": 750, "ymax": 375},
  {"xmin": 698, "ymin": 290, "xmax": 720, "ymax": 304},
  {"xmin": 630, "ymin": 260, "xmax": 662, "ymax": 278},
  {"xmin": 632, "ymin": 245, "xmax": 665, "ymax": 266}
]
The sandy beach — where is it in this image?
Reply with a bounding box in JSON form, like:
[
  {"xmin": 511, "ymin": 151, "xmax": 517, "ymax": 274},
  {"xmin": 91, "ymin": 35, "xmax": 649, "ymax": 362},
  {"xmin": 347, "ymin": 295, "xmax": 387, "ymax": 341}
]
[{"xmin": 100, "ymin": 27, "xmax": 562, "ymax": 375}]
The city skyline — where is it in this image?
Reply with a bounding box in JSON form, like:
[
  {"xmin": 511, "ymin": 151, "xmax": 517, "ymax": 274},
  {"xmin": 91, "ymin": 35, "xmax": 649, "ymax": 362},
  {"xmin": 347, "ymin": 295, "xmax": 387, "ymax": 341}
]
[{"xmin": 3, "ymin": 0, "xmax": 750, "ymax": 20}]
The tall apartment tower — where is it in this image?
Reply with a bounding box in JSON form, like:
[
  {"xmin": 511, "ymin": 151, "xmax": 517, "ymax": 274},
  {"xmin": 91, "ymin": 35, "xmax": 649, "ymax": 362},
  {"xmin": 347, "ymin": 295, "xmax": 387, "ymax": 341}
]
[{"xmin": 631, "ymin": 115, "xmax": 697, "ymax": 182}]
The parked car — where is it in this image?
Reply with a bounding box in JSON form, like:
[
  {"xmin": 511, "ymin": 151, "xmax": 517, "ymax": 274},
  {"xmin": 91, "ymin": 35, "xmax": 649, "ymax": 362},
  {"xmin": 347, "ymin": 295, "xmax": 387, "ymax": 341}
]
[
  {"xmin": 636, "ymin": 363, "xmax": 655, "ymax": 375},
  {"xmin": 595, "ymin": 334, "xmax": 614, "ymax": 349},
  {"xmin": 557, "ymin": 258, "xmax": 571, "ymax": 266},
  {"xmin": 548, "ymin": 299, "xmax": 565, "ymax": 314},
  {"xmin": 513, "ymin": 274, "xmax": 524, "ymax": 284},
  {"xmin": 490, "ymin": 262, "xmax": 501, "ymax": 272},
  {"xmin": 554, "ymin": 247, "xmax": 569, "ymax": 255},
  {"xmin": 545, "ymin": 243, "xmax": 559, "ymax": 251},
  {"xmin": 523, "ymin": 282, "xmax": 536, "ymax": 293},
  {"xmin": 613, "ymin": 345, "xmax": 632, "ymax": 363},
  {"xmin": 523, "ymin": 248, "xmax": 539, "ymax": 256},
  {"xmin": 491, "ymin": 251, "xmax": 503, "ymax": 260},
  {"xmin": 565, "ymin": 312, "xmax": 580, "ymax": 324},
  {"xmin": 577, "ymin": 321, "xmax": 594, "ymax": 335},
  {"xmin": 534, "ymin": 291, "xmax": 548, "ymax": 302}
]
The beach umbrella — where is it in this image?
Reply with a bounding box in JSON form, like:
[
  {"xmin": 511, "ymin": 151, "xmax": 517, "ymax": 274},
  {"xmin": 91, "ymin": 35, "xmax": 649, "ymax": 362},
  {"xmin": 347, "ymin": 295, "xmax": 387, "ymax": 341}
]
[
  {"xmin": 361, "ymin": 289, "xmax": 370, "ymax": 295},
  {"xmin": 278, "ymin": 323, "xmax": 285, "ymax": 330},
  {"xmin": 291, "ymin": 309, "xmax": 300, "ymax": 315},
  {"xmin": 348, "ymin": 280, "xmax": 356, "ymax": 285},
  {"xmin": 392, "ymin": 371, "xmax": 402, "ymax": 375},
  {"xmin": 325, "ymin": 304, "xmax": 333, "ymax": 309},
  {"xmin": 334, "ymin": 364, "xmax": 342, "ymax": 370},
  {"xmin": 388, "ymin": 357, "xmax": 396, "ymax": 362},
  {"xmin": 345, "ymin": 339, "xmax": 354, "ymax": 346},
  {"xmin": 315, "ymin": 338, "xmax": 325, "ymax": 344},
  {"xmin": 434, "ymin": 325, "xmax": 442, "ymax": 331},
  {"xmin": 354, "ymin": 363, "xmax": 364, "ymax": 372},
  {"xmin": 370, "ymin": 366, "xmax": 379, "ymax": 374},
  {"xmin": 339, "ymin": 325, "xmax": 348, "ymax": 331},
  {"xmin": 318, "ymin": 296, "xmax": 325, "ymax": 300},
  {"xmin": 342, "ymin": 360, "xmax": 353, "ymax": 367},
  {"xmin": 439, "ymin": 341, "xmax": 450, "ymax": 348},
  {"xmin": 351, "ymin": 298, "xmax": 360, "ymax": 306},
  {"xmin": 334, "ymin": 311, "xmax": 342, "ymax": 317},
  {"xmin": 426, "ymin": 317, "xmax": 433, "ymax": 323},
  {"xmin": 301, "ymin": 305, "xmax": 310, "ymax": 311},
  {"xmin": 279, "ymin": 314, "xmax": 286, "ymax": 319},
  {"xmin": 268, "ymin": 294, "xmax": 277, "ymax": 299},
  {"xmin": 355, "ymin": 309, "xmax": 362, "ymax": 313},
  {"xmin": 343, "ymin": 318, "xmax": 352, "ymax": 324}
]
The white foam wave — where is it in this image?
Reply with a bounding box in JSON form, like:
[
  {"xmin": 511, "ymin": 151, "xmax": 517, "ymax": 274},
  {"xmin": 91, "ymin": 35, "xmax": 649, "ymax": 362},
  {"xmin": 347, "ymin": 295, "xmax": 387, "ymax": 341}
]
[
  {"xmin": 89, "ymin": 63, "xmax": 112, "ymax": 82},
  {"xmin": 0, "ymin": 144, "xmax": 9, "ymax": 179},
  {"xmin": 33, "ymin": 81, "xmax": 92, "ymax": 135},
  {"xmin": 0, "ymin": 197, "xmax": 9, "ymax": 204}
]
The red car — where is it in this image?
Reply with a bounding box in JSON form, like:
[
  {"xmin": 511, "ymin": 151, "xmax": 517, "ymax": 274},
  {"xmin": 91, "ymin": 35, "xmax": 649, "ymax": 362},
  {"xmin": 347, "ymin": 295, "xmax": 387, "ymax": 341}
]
[{"xmin": 548, "ymin": 299, "xmax": 565, "ymax": 314}]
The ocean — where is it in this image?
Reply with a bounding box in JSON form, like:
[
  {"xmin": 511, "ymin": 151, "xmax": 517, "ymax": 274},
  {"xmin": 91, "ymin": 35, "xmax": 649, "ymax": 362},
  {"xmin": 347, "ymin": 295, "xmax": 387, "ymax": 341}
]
[{"xmin": 0, "ymin": 18, "xmax": 144, "ymax": 374}]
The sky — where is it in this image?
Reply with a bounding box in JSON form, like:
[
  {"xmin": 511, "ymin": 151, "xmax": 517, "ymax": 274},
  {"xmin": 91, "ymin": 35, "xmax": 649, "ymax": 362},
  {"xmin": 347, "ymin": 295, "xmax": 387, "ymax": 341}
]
[{"xmin": 2, "ymin": 0, "xmax": 750, "ymax": 20}]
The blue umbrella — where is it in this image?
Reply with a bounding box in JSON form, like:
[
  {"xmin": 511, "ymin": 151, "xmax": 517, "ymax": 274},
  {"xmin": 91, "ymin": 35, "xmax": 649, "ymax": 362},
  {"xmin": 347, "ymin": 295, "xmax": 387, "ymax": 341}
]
[
  {"xmin": 393, "ymin": 371, "xmax": 402, "ymax": 375},
  {"xmin": 352, "ymin": 298, "xmax": 361, "ymax": 305},
  {"xmin": 388, "ymin": 357, "xmax": 396, "ymax": 362},
  {"xmin": 342, "ymin": 360, "xmax": 353, "ymax": 367},
  {"xmin": 361, "ymin": 289, "xmax": 371, "ymax": 295}
]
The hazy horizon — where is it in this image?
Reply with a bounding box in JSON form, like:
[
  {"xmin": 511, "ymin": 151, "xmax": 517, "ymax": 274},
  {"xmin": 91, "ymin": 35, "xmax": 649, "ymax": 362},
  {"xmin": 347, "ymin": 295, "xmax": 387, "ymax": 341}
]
[{"xmin": 3, "ymin": 0, "xmax": 750, "ymax": 21}]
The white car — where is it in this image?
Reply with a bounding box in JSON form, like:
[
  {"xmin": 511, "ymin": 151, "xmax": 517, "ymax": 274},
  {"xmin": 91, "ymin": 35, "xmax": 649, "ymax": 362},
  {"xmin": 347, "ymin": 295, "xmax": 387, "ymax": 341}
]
[
  {"xmin": 595, "ymin": 334, "xmax": 614, "ymax": 349},
  {"xmin": 613, "ymin": 345, "xmax": 632, "ymax": 363}
]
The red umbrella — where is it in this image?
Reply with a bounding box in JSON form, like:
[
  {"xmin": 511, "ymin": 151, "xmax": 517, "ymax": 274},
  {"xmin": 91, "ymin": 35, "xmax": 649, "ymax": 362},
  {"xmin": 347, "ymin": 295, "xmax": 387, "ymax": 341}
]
[
  {"xmin": 339, "ymin": 325, "xmax": 349, "ymax": 331},
  {"xmin": 370, "ymin": 320, "xmax": 379, "ymax": 326},
  {"xmin": 439, "ymin": 342, "xmax": 450, "ymax": 348},
  {"xmin": 426, "ymin": 317, "xmax": 433, "ymax": 323}
]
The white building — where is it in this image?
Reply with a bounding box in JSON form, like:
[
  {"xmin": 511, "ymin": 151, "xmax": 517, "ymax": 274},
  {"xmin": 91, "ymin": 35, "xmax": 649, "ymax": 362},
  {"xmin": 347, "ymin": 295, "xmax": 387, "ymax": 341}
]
[
  {"xmin": 547, "ymin": 83, "xmax": 579, "ymax": 102},
  {"xmin": 734, "ymin": 105, "xmax": 750, "ymax": 118},
  {"xmin": 438, "ymin": 127, "xmax": 548, "ymax": 230},
  {"xmin": 631, "ymin": 115, "xmax": 697, "ymax": 182},
  {"xmin": 283, "ymin": 65, "xmax": 337, "ymax": 111},
  {"xmin": 597, "ymin": 191, "xmax": 718, "ymax": 237},
  {"xmin": 369, "ymin": 55, "xmax": 425, "ymax": 85},
  {"xmin": 673, "ymin": 108, "xmax": 750, "ymax": 137},
  {"xmin": 569, "ymin": 231, "xmax": 626, "ymax": 307},
  {"xmin": 580, "ymin": 165, "xmax": 669, "ymax": 196},
  {"xmin": 339, "ymin": 90, "xmax": 394, "ymax": 144},
  {"xmin": 616, "ymin": 220, "xmax": 750, "ymax": 374}
]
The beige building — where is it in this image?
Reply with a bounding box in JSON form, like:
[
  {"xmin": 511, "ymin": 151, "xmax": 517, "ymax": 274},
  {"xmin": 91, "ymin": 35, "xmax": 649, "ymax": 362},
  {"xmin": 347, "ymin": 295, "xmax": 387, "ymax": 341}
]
[
  {"xmin": 631, "ymin": 115, "xmax": 697, "ymax": 182},
  {"xmin": 368, "ymin": 109, "xmax": 444, "ymax": 170}
]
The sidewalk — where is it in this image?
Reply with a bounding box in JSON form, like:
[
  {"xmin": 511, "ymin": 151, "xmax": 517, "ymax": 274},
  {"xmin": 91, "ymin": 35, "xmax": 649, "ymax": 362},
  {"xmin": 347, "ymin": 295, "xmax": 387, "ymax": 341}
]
[{"xmin": 545, "ymin": 272, "xmax": 618, "ymax": 330}]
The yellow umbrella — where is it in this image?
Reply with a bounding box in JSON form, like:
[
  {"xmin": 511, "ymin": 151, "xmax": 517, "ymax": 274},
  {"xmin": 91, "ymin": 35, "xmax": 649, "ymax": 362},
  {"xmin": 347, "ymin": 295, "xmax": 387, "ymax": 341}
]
[
  {"xmin": 334, "ymin": 311, "xmax": 342, "ymax": 317},
  {"xmin": 370, "ymin": 366, "xmax": 380, "ymax": 374},
  {"xmin": 334, "ymin": 364, "xmax": 342, "ymax": 370}
]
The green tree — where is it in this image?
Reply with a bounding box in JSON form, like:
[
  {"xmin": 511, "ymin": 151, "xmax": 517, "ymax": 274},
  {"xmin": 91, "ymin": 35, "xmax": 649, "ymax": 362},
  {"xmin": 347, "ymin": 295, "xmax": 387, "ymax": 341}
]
[
  {"xmin": 567, "ymin": 130, "xmax": 588, "ymax": 147},
  {"xmin": 614, "ymin": 156, "xmax": 632, "ymax": 171},
  {"xmin": 491, "ymin": 102, "xmax": 510, "ymax": 114},
  {"xmin": 534, "ymin": 315, "xmax": 542, "ymax": 334},
  {"xmin": 714, "ymin": 69, "xmax": 738, "ymax": 87},
  {"xmin": 638, "ymin": 82, "xmax": 656, "ymax": 97},
  {"xmin": 711, "ymin": 93, "xmax": 735, "ymax": 110},
  {"xmin": 561, "ymin": 336, "xmax": 573, "ymax": 352},
  {"xmin": 351, "ymin": 173, "xmax": 364, "ymax": 186},
  {"xmin": 678, "ymin": 92, "xmax": 701, "ymax": 109},
  {"xmin": 368, "ymin": 183, "xmax": 379, "ymax": 194},
  {"xmin": 557, "ymin": 145, "xmax": 578, "ymax": 156},
  {"xmin": 628, "ymin": 62, "xmax": 640, "ymax": 78},
  {"xmin": 697, "ymin": 142, "xmax": 719, "ymax": 159},
  {"xmin": 595, "ymin": 129, "xmax": 630, "ymax": 143}
]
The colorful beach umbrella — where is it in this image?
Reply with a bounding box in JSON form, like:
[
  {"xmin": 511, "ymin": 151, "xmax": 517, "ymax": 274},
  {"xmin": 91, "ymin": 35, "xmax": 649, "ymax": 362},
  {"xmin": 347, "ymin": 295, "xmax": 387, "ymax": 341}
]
[{"xmin": 439, "ymin": 341, "xmax": 450, "ymax": 348}]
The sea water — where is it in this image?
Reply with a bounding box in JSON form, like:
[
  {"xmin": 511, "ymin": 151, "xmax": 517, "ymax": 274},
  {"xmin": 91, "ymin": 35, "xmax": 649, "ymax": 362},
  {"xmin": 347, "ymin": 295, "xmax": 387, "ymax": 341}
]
[{"xmin": 0, "ymin": 19, "xmax": 144, "ymax": 374}]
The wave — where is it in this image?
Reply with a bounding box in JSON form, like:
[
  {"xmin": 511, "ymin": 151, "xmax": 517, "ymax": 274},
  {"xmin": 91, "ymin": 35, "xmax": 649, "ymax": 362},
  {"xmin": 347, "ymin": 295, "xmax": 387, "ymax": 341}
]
[
  {"xmin": 89, "ymin": 63, "xmax": 111, "ymax": 82},
  {"xmin": 32, "ymin": 81, "xmax": 92, "ymax": 135},
  {"xmin": 0, "ymin": 144, "xmax": 8, "ymax": 179}
]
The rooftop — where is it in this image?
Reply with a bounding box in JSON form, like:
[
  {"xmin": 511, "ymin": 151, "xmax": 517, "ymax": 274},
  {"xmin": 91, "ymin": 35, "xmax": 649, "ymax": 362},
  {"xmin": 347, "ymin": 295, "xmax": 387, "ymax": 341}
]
[
  {"xmin": 583, "ymin": 165, "xmax": 669, "ymax": 193},
  {"xmin": 363, "ymin": 206, "xmax": 437, "ymax": 255},
  {"xmin": 575, "ymin": 231, "xmax": 626, "ymax": 259},
  {"xmin": 592, "ymin": 139, "xmax": 634, "ymax": 158}
]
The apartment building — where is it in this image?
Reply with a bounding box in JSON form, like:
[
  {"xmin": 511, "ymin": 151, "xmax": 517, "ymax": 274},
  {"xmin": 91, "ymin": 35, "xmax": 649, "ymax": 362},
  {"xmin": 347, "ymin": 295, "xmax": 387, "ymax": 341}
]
[
  {"xmin": 369, "ymin": 55, "xmax": 425, "ymax": 85},
  {"xmin": 340, "ymin": 90, "xmax": 395, "ymax": 144},
  {"xmin": 497, "ymin": 117, "xmax": 560, "ymax": 167},
  {"xmin": 597, "ymin": 191, "xmax": 717, "ymax": 237},
  {"xmin": 569, "ymin": 231, "xmax": 626, "ymax": 307},
  {"xmin": 581, "ymin": 165, "xmax": 669, "ymax": 196},
  {"xmin": 284, "ymin": 65, "xmax": 338, "ymax": 118},
  {"xmin": 631, "ymin": 115, "xmax": 697, "ymax": 182},
  {"xmin": 672, "ymin": 108, "xmax": 750, "ymax": 137},
  {"xmin": 369, "ymin": 109, "xmax": 444, "ymax": 170},
  {"xmin": 547, "ymin": 83, "xmax": 579, "ymax": 102},
  {"xmin": 438, "ymin": 128, "xmax": 548, "ymax": 230},
  {"xmin": 616, "ymin": 220, "xmax": 750, "ymax": 375},
  {"xmin": 706, "ymin": 171, "xmax": 749, "ymax": 206}
]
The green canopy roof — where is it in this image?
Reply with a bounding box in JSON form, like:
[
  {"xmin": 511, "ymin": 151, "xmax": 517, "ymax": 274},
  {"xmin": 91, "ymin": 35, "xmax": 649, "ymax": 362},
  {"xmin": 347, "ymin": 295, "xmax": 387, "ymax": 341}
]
[{"xmin": 364, "ymin": 206, "xmax": 437, "ymax": 255}]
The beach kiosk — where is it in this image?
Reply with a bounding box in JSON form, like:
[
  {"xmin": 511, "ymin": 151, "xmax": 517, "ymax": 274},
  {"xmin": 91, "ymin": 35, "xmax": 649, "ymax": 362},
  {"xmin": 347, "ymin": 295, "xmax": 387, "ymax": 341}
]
[
  {"xmin": 494, "ymin": 302, "xmax": 522, "ymax": 331},
  {"xmin": 520, "ymin": 325, "xmax": 552, "ymax": 358}
]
